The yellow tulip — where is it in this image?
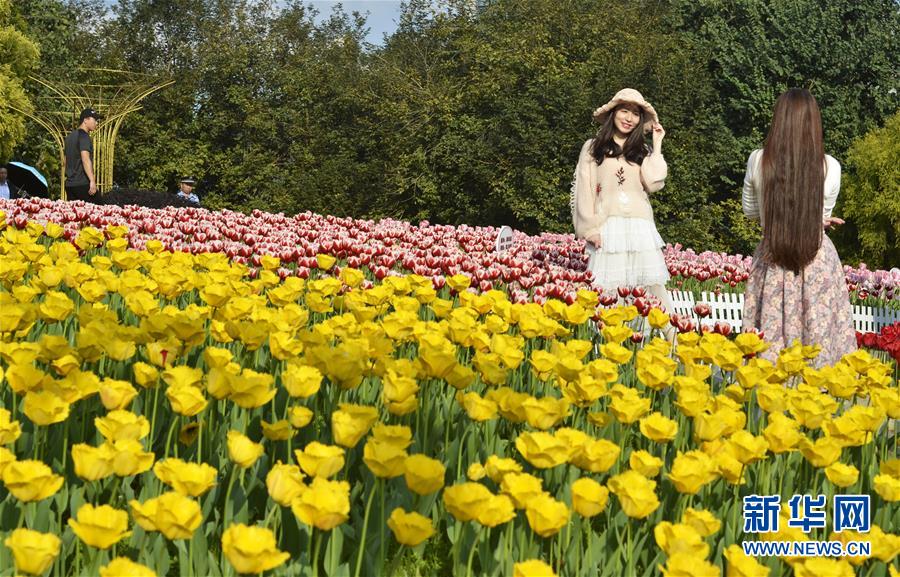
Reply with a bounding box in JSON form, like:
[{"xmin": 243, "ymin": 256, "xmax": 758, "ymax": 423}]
[
  {"xmin": 521, "ymin": 396, "xmax": 570, "ymax": 430},
  {"xmin": 728, "ymin": 430, "xmax": 769, "ymax": 465},
  {"xmin": 261, "ymin": 419, "xmax": 294, "ymax": 441},
  {"xmin": 153, "ymin": 458, "xmax": 218, "ymax": 497},
  {"xmin": 331, "ymin": 403, "xmax": 379, "ymax": 448},
  {"xmin": 166, "ymin": 384, "xmax": 208, "ymax": 417},
  {"xmin": 443, "ymin": 482, "xmax": 493, "ymax": 522},
  {"xmin": 387, "ymin": 508, "xmax": 435, "ymax": 546},
  {"xmin": 467, "ymin": 462, "xmax": 487, "ymax": 481},
  {"xmin": 476, "ymin": 494, "xmax": 517, "ymax": 528},
  {"xmin": 22, "ymin": 390, "xmax": 70, "ymax": 426},
  {"xmin": 221, "ymin": 524, "xmax": 290, "ymax": 574},
  {"xmin": 363, "ymin": 438, "xmax": 408, "ymax": 478},
  {"xmin": 287, "ymin": 408, "xmax": 313, "ymax": 433},
  {"xmin": 514, "ymin": 560, "xmax": 558, "ymax": 577},
  {"xmin": 515, "ymin": 431, "xmax": 570, "ymax": 469},
  {"xmin": 570, "ymin": 438, "xmax": 620, "ymax": 473},
  {"xmin": 762, "ymin": 413, "xmax": 803, "ymax": 454},
  {"xmin": 654, "ymin": 521, "xmax": 710, "ymax": 558},
  {"xmin": 294, "ymin": 442, "xmax": 346, "ymax": 478},
  {"xmin": 608, "ymin": 470, "xmax": 660, "ymax": 519},
  {"xmin": 525, "ymin": 493, "xmax": 569, "ymax": 537},
  {"xmin": 107, "ymin": 438, "xmax": 155, "ymax": 477},
  {"xmin": 874, "ymin": 474, "xmax": 900, "ymax": 501},
  {"xmin": 668, "ymin": 451, "xmax": 717, "ymax": 494},
  {"xmin": 629, "ymin": 450, "xmax": 663, "ymax": 477},
  {"xmin": 571, "ymin": 477, "xmax": 609, "ymax": 518},
  {"xmin": 69, "ymin": 504, "xmax": 131, "ymax": 549},
  {"xmin": 497, "ymin": 471, "xmax": 542, "ymax": 509},
  {"xmin": 403, "ymin": 454, "xmax": 446, "ymax": 495},
  {"xmin": 639, "ymin": 412, "xmax": 679, "ymax": 443},
  {"xmin": 658, "ymin": 553, "xmax": 721, "ymax": 577},
  {"xmin": 2, "ymin": 459, "xmax": 64, "ymax": 501},
  {"xmin": 600, "ymin": 342, "xmax": 633, "ymax": 364},
  {"xmin": 227, "ymin": 430, "xmax": 265, "ymax": 468},
  {"xmin": 486, "ymin": 388, "xmax": 529, "ymax": 423},
  {"xmin": 682, "ymin": 508, "xmax": 722, "ymax": 537},
  {"xmin": 0, "ymin": 408, "xmax": 21, "ymax": 444},
  {"xmin": 229, "ymin": 369, "xmax": 277, "ymax": 409},
  {"xmin": 0, "ymin": 446, "xmax": 15, "ymax": 477},
  {"xmin": 100, "ymin": 558, "xmax": 157, "ymax": 577},
  {"xmin": 793, "ymin": 558, "xmax": 855, "ymax": 577},
  {"xmin": 799, "ymin": 436, "xmax": 843, "ymax": 468},
  {"xmin": 723, "ymin": 543, "xmax": 770, "ymax": 576},
  {"xmin": 72, "ymin": 443, "xmax": 115, "ymax": 481},
  {"xmin": 161, "ymin": 365, "xmax": 204, "ymax": 388},
  {"xmin": 824, "ymin": 463, "xmax": 859, "ymax": 488},
  {"xmin": 291, "ymin": 477, "xmax": 351, "ymax": 531},
  {"xmin": 38, "ymin": 290, "xmax": 75, "ymax": 321},
  {"xmin": 95, "ymin": 410, "xmax": 151, "ymax": 442},
  {"xmin": 4, "ymin": 528, "xmax": 61, "ymax": 575},
  {"xmin": 134, "ymin": 492, "xmax": 202, "ymax": 540},
  {"xmin": 609, "ymin": 391, "xmax": 651, "ymax": 424},
  {"xmin": 266, "ymin": 461, "xmax": 306, "ymax": 507},
  {"xmin": 458, "ymin": 391, "xmax": 499, "ymax": 422},
  {"xmin": 880, "ymin": 459, "xmax": 900, "ymax": 478}
]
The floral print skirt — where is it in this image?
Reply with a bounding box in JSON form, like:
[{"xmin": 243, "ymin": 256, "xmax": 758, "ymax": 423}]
[{"xmin": 742, "ymin": 235, "xmax": 856, "ymax": 368}]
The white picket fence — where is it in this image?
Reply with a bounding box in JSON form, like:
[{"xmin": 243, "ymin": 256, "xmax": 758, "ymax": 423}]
[{"xmin": 666, "ymin": 290, "xmax": 900, "ymax": 333}]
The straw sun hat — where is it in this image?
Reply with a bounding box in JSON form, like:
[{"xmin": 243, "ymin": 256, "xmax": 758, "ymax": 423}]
[{"xmin": 592, "ymin": 88, "xmax": 659, "ymax": 133}]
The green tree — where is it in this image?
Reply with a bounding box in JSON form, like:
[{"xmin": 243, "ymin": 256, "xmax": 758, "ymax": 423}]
[
  {"xmin": 12, "ymin": 0, "xmax": 106, "ymax": 189},
  {"xmin": 667, "ymin": 0, "xmax": 900, "ymax": 256},
  {"xmin": 0, "ymin": 0, "xmax": 40, "ymax": 161},
  {"xmin": 834, "ymin": 112, "xmax": 900, "ymax": 268},
  {"xmin": 362, "ymin": 0, "xmax": 738, "ymax": 253}
]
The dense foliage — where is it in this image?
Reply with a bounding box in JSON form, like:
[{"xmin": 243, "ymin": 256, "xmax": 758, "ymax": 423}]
[{"xmin": 6, "ymin": 0, "xmax": 899, "ymax": 264}]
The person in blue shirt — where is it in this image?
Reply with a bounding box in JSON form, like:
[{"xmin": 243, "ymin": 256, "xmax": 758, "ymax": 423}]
[{"xmin": 176, "ymin": 176, "xmax": 200, "ymax": 204}]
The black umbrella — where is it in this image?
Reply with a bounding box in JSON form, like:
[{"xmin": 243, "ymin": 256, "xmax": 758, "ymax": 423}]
[{"xmin": 6, "ymin": 161, "xmax": 48, "ymax": 197}]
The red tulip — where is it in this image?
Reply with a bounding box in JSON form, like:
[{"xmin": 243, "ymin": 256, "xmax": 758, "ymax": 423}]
[{"xmin": 693, "ymin": 304, "xmax": 712, "ymax": 318}]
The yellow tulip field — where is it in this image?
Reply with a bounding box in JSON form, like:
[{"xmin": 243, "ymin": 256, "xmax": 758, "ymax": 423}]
[{"xmin": 0, "ymin": 211, "xmax": 898, "ymax": 577}]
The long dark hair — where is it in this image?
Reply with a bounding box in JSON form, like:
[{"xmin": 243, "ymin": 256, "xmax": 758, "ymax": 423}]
[
  {"xmin": 760, "ymin": 88, "xmax": 825, "ymax": 273},
  {"xmin": 589, "ymin": 104, "xmax": 649, "ymax": 165}
]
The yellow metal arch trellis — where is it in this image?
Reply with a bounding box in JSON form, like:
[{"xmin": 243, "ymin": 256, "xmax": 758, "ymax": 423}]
[{"xmin": 11, "ymin": 69, "xmax": 173, "ymax": 199}]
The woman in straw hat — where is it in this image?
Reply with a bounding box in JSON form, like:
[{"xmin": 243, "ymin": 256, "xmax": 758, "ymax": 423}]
[
  {"xmin": 571, "ymin": 88, "xmax": 675, "ymax": 314},
  {"xmin": 741, "ymin": 88, "xmax": 855, "ymax": 367}
]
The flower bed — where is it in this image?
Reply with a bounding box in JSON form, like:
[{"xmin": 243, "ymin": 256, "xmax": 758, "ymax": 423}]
[
  {"xmin": 0, "ymin": 214, "xmax": 898, "ymax": 576},
  {"xmin": 2, "ymin": 199, "xmax": 897, "ymax": 310}
]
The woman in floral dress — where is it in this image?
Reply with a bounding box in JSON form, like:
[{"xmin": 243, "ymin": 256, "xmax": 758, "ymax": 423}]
[{"xmin": 741, "ymin": 88, "xmax": 856, "ymax": 367}]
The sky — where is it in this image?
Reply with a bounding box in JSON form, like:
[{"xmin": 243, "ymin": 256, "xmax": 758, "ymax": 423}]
[
  {"xmin": 98, "ymin": 0, "xmax": 405, "ymax": 45},
  {"xmin": 308, "ymin": 1, "xmax": 403, "ymax": 45}
]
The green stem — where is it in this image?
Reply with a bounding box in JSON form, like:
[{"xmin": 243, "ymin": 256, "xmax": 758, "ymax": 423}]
[
  {"xmin": 379, "ymin": 479, "xmax": 386, "ymax": 573},
  {"xmin": 313, "ymin": 530, "xmax": 322, "ymax": 577},
  {"xmin": 164, "ymin": 416, "xmax": 179, "ymax": 460},
  {"xmin": 354, "ymin": 483, "xmax": 378, "ymax": 577},
  {"xmin": 465, "ymin": 526, "xmax": 481, "ymax": 577},
  {"xmin": 223, "ymin": 465, "xmax": 239, "ymax": 529}
]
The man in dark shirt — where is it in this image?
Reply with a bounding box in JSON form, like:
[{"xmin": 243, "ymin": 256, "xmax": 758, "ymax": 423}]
[{"xmin": 64, "ymin": 108, "xmax": 101, "ymax": 201}]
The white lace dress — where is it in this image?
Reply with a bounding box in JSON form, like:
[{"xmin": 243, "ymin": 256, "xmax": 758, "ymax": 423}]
[{"xmin": 570, "ymin": 141, "xmax": 670, "ymax": 291}]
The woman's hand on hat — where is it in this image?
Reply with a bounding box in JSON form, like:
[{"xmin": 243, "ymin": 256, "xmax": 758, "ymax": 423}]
[
  {"xmin": 651, "ymin": 122, "xmax": 665, "ymax": 146},
  {"xmin": 586, "ymin": 234, "xmax": 602, "ymax": 249}
]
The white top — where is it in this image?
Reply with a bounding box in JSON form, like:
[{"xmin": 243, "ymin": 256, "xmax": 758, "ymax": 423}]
[
  {"xmin": 0, "ymin": 182, "xmax": 9, "ymax": 200},
  {"xmin": 742, "ymin": 149, "xmax": 840, "ymax": 225}
]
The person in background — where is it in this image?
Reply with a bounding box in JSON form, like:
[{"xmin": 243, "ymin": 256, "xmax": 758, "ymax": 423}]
[
  {"xmin": 741, "ymin": 88, "xmax": 855, "ymax": 368},
  {"xmin": 64, "ymin": 107, "xmax": 101, "ymax": 202},
  {"xmin": 176, "ymin": 176, "xmax": 200, "ymax": 204},
  {"xmin": 0, "ymin": 166, "xmax": 25, "ymax": 200}
]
